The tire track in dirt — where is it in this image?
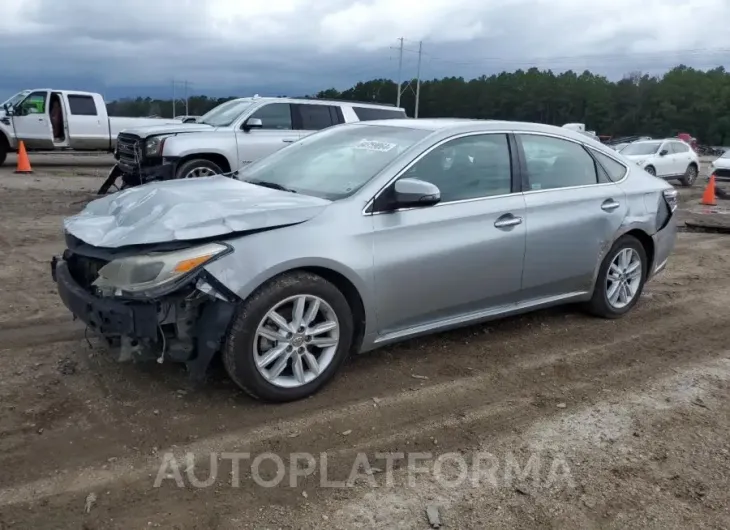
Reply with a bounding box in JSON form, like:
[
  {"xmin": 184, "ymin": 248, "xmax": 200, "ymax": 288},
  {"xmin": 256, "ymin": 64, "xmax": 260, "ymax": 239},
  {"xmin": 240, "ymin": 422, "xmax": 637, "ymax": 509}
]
[
  {"xmin": 5, "ymin": 320, "xmax": 730, "ymax": 529},
  {"xmin": 290, "ymin": 356, "xmax": 730, "ymax": 530},
  {"xmin": 1, "ymin": 270, "xmax": 729, "ymax": 493},
  {"xmin": 1, "ymin": 281, "xmax": 729, "ymax": 525}
]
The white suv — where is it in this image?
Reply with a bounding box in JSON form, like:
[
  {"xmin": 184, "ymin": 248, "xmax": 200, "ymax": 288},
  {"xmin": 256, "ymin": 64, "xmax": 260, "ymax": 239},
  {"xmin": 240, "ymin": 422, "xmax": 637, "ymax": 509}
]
[
  {"xmin": 709, "ymin": 149, "xmax": 730, "ymax": 183},
  {"xmin": 620, "ymin": 139, "xmax": 700, "ymax": 187}
]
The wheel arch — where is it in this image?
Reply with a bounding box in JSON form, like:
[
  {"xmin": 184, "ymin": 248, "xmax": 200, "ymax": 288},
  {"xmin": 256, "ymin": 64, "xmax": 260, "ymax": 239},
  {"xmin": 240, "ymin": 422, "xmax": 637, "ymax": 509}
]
[
  {"xmin": 217, "ymin": 259, "xmax": 371, "ymax": 353},
  {"xmin": 176, "ymin": 153, "xmax": 232, "ymax": 177}
]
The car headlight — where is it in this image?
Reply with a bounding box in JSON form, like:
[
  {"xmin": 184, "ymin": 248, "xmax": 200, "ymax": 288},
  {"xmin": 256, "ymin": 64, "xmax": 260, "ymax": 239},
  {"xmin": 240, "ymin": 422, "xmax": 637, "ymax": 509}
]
[
  {"xmin": 145, "ymin": 135, "xmax": 173, "ymax": 157},
  {"xmin": 92, "ymin": 242, "xmax": 230, "ymax": 297}
]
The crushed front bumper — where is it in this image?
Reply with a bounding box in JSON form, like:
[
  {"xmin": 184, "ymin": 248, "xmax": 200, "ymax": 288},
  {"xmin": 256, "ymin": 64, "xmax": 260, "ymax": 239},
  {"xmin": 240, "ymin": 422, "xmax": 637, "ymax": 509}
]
[
  {"xmin": 52, "ymin": 257, "xmax": 158, "ymax": 338},
  {"xmin": 50, "ymin": 254, "xmax": 236, "ymax": 383}
]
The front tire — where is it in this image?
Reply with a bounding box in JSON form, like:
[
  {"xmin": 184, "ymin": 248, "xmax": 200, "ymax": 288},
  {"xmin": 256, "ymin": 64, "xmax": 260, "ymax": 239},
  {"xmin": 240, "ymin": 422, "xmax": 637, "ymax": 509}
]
[
  {"xmin": 644, "ymin": 165, "xmax": 656, "ymax": 177},
  {"xmin": 223, "ymin": 271, "xmax": 354, "ymax": 402},
  {"xmin": 175, "ymin": 158, "xmax": 223, "ymax": 180},
  {"xmin": 586, "ymin": 235, "xmax": 647, "ymax": 319},
  {"xmin": 679, "ymin": 163, "xmax": 698, "ymax": 187}
]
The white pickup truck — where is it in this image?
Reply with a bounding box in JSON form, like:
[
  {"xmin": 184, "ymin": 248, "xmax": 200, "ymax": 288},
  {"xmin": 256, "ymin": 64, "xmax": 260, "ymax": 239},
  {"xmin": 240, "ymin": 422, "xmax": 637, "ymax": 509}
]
[{"xmin": 0, "ymin": 89, "xmax": 183, "ymax": 166}]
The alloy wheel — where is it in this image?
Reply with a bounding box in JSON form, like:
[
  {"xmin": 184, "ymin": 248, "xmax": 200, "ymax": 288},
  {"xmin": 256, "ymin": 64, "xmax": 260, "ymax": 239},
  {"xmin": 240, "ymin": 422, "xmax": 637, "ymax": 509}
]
[
  {"xmin": 605, "ymin": 248, "xmax": 642, "ymax": 309},
  {"xmin": 253, "ymin": 295, "xmax": 340, "ymax": 388}
]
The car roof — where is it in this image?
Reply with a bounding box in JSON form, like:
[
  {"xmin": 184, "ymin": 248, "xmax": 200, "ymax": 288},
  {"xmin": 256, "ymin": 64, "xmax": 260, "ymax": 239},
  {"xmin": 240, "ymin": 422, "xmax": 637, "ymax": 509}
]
[
  {"xmin": 350, "ymin": 118, "xmax": 612, "ymax": 145},
  {"xmin": 226, "ymin": 96, "xmax": 404, "ymax": 111}
]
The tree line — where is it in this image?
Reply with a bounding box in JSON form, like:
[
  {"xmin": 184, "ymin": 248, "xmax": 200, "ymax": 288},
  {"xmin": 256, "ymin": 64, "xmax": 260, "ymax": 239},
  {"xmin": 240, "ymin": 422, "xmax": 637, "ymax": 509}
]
[{"xmin": 106, "ymin": 65, "xmax": 730, "ymax": 146}]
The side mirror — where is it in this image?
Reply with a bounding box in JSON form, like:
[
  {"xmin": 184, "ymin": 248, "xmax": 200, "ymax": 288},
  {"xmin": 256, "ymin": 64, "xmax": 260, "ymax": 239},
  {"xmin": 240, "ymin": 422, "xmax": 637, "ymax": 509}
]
[
  {"xmin": 242, "ymin": 117, "xmax": 263, "ymax": 131},
  {"xmin": 393, "ymin": 178, "xmax": 441, "ymax": 207},
  {"xmin": 659, "ymin": 149, "xmax": 668, "ymax": 156}
]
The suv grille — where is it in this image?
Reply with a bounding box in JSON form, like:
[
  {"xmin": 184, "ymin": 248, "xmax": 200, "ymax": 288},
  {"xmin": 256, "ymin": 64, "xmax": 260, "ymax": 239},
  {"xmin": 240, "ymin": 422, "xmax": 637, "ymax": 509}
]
[
  {"xmin": 116, "ymin": 133, "xmax": 142, "ymax": 174},
  {"xmin": 713, "ymin": 168, "xmax": 730, "ymax": 179}
]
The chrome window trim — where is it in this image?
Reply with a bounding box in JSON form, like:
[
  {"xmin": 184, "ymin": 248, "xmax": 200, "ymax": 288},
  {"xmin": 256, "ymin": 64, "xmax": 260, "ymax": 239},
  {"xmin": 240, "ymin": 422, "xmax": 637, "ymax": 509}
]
[
  {"xmin": 516, "ymin": 131, "xmax": 630, "ymax": 193},
  {"xmin": 361, "ymin": 128, "xmax": 632, "ymax": 216}
]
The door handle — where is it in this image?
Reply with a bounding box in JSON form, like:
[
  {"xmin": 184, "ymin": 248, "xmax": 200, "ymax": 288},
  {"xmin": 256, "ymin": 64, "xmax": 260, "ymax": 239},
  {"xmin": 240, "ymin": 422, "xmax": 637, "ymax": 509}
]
[
  {"xmin": 601, "ymin": 199, "xmax": 620, "ymax": 212},
  {"xmin": 282, "ymin": 138, "xmax": 296, "ymax": 143},
  {"xmin": 494, "ymin": 214, "xmax": 523, "ymax": 228}
]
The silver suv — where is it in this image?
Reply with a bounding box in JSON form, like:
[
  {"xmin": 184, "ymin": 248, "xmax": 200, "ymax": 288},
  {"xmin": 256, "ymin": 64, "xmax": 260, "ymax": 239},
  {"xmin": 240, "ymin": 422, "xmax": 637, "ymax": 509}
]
[{"xmin": 101, "ymin": 96, "xmax": 407, "ymax": 192}]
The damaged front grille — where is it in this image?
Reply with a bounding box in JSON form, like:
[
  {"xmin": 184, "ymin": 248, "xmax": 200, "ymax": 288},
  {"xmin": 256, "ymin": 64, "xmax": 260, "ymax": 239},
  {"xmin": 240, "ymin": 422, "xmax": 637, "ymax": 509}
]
[
  {"xmin": 64, "ymin": 251, "xmax": 109, "ymax": 291},
  {"xmin": 116, "ymin": 132, "xmax": 142, "ymax": 175}
]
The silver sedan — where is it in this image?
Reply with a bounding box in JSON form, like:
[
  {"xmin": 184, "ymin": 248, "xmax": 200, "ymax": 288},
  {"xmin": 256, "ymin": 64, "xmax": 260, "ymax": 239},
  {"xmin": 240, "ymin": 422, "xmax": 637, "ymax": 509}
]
[{"xmin": 53, "ymin": 118, "xmax": 678, "ymax": 402}]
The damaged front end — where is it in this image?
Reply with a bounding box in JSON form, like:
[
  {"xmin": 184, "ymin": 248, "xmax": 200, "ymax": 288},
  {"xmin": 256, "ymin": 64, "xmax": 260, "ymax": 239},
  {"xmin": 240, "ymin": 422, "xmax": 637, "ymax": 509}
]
[{"xmin": 50, "ymin": 233, "xmax": 238, "ymax": 383}]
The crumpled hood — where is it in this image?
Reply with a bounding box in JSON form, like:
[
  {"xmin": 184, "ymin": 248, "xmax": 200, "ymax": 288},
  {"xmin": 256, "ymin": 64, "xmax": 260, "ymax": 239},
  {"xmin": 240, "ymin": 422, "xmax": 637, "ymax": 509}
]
[
  {"xmin": 64, "ymin": 176, "xmax": 331, "ymax": 248},
  {"xmin": 120, "ymin": 123, "xmax": 213, "ymax": 138}
]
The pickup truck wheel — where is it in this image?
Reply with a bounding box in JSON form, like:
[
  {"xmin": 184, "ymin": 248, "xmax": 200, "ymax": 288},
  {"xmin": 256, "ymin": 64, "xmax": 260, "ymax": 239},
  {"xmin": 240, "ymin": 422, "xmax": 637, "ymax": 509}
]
[
  {"xmin": 0, "ymin": 138, "xmax": 7, "ymax": 166},
  {"xmin": 222, "ymin": 271, "xmax": 354, "ymax": 403},
  {"xmin": 175, "ymin": 159, "xmax": 223, "ymax": 180}
]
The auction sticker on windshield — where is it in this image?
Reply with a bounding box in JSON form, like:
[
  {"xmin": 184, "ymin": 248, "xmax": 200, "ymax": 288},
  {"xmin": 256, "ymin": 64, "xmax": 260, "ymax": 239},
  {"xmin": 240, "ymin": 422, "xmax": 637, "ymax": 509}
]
[{"xmin": 354, "ymin": 139, "xmax": 397, "ymax": 152}]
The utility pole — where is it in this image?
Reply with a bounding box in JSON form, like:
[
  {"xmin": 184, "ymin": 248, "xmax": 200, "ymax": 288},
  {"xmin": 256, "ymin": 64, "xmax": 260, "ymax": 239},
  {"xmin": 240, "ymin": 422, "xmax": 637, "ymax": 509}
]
[
  {"xmin": 184, "ymin": 80, "xmax": 189, "ymax": 116},
  {"xmin": 414, "ymin": 41, "xmax": 422, "ymax": 118},
  {"xmin": 395, "ymin": 37, "xmax": 404, "ymax": 108},
  {"xmin": 172, "ymin": 79, "xmax": 175, "ymax": 118}
]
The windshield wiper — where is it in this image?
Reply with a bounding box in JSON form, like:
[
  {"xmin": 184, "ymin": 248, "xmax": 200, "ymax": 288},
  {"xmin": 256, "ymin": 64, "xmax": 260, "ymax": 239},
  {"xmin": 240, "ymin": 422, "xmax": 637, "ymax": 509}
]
[{"xmin": 244, "ymin": 179, "xmax": 298, "ymax": 193}]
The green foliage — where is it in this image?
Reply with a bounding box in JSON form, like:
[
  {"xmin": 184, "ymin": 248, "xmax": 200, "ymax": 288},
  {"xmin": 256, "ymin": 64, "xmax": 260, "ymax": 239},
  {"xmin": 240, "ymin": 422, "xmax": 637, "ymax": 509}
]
[{"xmin": 105, "ymin": 65, "xmax": 730, "ymax": 145}]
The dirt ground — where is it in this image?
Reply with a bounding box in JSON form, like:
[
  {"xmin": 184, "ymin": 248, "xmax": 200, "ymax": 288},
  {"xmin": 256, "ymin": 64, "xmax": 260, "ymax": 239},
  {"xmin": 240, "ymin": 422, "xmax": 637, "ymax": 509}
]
[{"xmin": 0, "ymin": 159, "xmax": 729, "ymax": 530}]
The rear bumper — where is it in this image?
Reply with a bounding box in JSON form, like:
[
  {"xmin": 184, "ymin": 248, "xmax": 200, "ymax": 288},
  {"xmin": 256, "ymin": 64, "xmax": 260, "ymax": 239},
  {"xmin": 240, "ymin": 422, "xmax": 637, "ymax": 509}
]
[
  {"xmin": 650, "ymin": 216, "xmax": 677, "ymax": 279},
  {"xmin": 51, "ymin": 257, "xmax": 158, "ymax": 338}
]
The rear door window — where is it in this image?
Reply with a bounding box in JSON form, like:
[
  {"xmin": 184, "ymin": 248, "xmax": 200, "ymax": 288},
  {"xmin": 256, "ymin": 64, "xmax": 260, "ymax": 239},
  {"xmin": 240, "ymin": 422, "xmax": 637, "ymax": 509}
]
[
  {"xmin": 294, "ymin": 104, "xmax": 337, "ymax": 131},
  {"xmin": 67, "ymin": 95, "xmax": 98, "ymax": 116},
  {"xmin": 353, "ymin": 107, "xmax": 407, "ymax": 121}
]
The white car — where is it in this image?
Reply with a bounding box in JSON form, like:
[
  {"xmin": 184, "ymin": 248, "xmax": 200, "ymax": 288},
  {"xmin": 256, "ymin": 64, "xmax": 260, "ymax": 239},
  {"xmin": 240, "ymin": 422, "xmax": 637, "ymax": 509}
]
[
  {"xmin": 709, "ymin": 149, "xmax": 730, "ymax": 182},
  {"xmin": 620, "ymin": 139, "xmax": 700, "ymax": 187}
]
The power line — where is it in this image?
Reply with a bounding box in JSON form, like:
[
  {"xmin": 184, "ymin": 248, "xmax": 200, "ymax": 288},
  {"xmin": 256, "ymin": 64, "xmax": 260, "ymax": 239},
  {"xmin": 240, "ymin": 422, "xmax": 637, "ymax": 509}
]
[{"xmin": 419, "ymin": 46, "xmax": 730, "ymax": 68}]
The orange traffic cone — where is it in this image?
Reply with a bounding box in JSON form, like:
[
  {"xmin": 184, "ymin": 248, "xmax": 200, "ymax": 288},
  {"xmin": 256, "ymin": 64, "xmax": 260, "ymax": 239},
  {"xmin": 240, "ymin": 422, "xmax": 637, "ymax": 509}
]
[
  {"xmin": 14, "ymin": 141, "xmax": 32, "ymax": 174},
  {"xmin": 701, "ymin": 174, "xmax": 716, "ymax": 206}
]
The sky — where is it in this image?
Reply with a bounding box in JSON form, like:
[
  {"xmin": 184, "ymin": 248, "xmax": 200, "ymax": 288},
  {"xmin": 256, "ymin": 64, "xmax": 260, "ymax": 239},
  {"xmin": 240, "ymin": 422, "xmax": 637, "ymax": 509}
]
[{"xmin": 2, "ymin": 0, "xmax": 730, "ymax": 102}]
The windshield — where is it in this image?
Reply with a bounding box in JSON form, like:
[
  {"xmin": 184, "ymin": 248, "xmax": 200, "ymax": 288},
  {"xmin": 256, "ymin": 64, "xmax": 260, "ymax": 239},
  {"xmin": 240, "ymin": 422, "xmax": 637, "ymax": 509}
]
[
  {"xmin": 199, "ymin": 99, "xmax": 254, "ymax": 127},
  {"xmin": 721, "ymin": 149, "xmax": 730, "ymax": 159},
  {"xmin": 239, "ymin": 124, "xmax": 431, "ymax": 200},
  {"xmin": 2, "ymin": 90, "xmax": 30, "ymax": 108},
  {"xmin": 621, "ymin": 142, "xmax": 662, "ymax": 156}
]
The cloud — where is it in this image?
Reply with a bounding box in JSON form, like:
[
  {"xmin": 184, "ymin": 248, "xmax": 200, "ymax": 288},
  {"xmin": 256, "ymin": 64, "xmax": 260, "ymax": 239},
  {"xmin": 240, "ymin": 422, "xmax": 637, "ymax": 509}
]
[{"xmin": 1, "ymin": 0, "xmax": 729, "ymax": 100}]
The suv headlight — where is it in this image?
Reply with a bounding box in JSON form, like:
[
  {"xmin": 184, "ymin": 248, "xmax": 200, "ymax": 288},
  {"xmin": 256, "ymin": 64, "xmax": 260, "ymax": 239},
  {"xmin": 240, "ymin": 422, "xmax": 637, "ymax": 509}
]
[
  {"xmin": 145, "ymin": 134, "xmax": 173, "ymax": 157},
  {"xmin": 92, "ymin": 242, "xmax": 230, "ymax": 297}
]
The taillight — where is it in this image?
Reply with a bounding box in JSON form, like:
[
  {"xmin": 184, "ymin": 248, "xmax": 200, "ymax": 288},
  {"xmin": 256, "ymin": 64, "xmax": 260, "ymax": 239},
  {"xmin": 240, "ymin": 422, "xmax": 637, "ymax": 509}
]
[{"xmin": 662, "ymin": 188, "xmax": 678, "ymax": 213}]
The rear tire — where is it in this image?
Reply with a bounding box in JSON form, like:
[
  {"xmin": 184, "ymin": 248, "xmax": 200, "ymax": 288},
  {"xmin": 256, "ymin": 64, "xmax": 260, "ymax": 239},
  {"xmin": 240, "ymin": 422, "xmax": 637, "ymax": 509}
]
[
  {"xmin": 586, "ymin": 235, "xmax": 647, "ymax": 319},
  {"xmin": 174, "ymin": 159, "xmax": 223, "ymax": 180},
  {"xmin": 0, "ymin": 136, "xmax": 8, "ymax": 166},
  {"xmin": 222, "ymin": 271, "xmax": 354, "ymax": 402},
  {"xmin": 679, "ymin": 163, "xmax": 698, "ymax": 187}
]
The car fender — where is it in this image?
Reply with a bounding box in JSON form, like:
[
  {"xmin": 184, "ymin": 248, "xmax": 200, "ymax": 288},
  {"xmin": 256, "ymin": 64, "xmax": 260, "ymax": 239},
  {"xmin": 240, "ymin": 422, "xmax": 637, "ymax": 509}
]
[
  {"xmin": 204, "ymin": 254, "xmax": 375, "ymax": 329},
  {"xmin": 162, "ymin": 133, "xmax": 237, "ymax": 165}
]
